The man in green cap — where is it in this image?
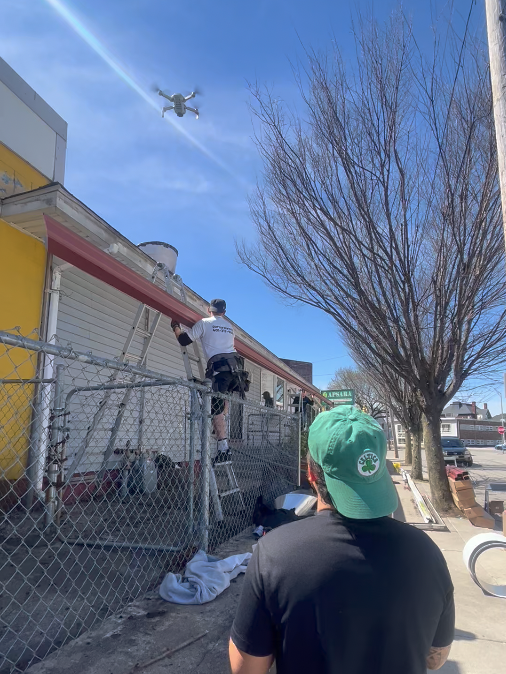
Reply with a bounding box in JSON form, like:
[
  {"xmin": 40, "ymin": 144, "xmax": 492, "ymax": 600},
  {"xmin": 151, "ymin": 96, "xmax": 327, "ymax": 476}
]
[{"xmin": 230, "ymin": 406, "xmax": 454, "ymax": 674}]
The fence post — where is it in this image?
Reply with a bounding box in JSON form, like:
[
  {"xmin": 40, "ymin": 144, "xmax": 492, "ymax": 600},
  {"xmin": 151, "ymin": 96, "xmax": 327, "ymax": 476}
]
[
  {"xmin": 188, "ymin": 388, "xmax": 197, "ymax": 539},
  {"xmin": 199, "ymin": 383, "xmax": 212, "ymax": 552},
  {"xmin": 137, "ymin": 387, "xmax": 146, "ymax": 453},
  {"xmin": 23, "ymin": 382, "xmax": 43, "ymax": 509},
  {"xmin": 45, "ymin": 364, "xmax": 65, "ymax": 530}
]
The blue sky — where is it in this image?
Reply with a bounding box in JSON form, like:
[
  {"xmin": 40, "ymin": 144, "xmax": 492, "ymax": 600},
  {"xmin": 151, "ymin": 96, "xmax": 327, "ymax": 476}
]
[{"xmin": 2, "ymin": 0, "xmax": 503, "ymax": 414}]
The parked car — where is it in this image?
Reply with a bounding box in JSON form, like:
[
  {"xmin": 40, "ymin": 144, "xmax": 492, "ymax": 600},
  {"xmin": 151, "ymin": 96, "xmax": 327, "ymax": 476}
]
[
  {"xmin": 494, "ymin": 443, "xmax": 506, "ymax": 453},
  {"xmin": 441, "ymin": 437, "xmax": 473, "ymax": 467}
]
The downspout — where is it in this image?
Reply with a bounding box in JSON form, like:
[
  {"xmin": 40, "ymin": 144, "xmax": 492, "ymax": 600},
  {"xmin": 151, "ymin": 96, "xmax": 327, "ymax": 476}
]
[
  {"xmin": 34, "ymin": 265, "xmax": 66, "ymax": 496},
  {"xmin": 23, "ymin": 258, "xmax": 52, "ymax": 509}
]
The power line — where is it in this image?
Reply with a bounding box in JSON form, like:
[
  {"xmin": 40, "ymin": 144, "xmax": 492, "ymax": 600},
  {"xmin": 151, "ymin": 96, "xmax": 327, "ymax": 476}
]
[{"xmin": 311, "ymin": 355, "xmax": 350, "ymax": 364}]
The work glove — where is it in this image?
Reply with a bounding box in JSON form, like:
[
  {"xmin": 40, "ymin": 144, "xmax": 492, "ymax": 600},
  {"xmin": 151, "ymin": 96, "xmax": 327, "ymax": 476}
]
[{"xmin": 170, "ymin": 319, "xmax": 180, "ymax": 331}]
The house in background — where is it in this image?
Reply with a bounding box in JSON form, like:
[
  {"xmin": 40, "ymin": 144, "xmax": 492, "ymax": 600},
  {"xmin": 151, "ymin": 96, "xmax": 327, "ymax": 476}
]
[
  {"xmin": 440, "ymin": 401, "xmax": 502, "ymax": 447},
  {"xmin": 395, "ymin": 401, "xmax": 502, "ymax": 448},
  {"xmin": 441, "ymin": 401, "xmax": 492, "ymax": 420}
]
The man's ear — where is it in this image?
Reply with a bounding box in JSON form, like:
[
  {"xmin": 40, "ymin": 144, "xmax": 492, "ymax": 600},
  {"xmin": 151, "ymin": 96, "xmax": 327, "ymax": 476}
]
[{"xmin": 306, "ymin": 458, "xmax": 315, "ymax": 485}]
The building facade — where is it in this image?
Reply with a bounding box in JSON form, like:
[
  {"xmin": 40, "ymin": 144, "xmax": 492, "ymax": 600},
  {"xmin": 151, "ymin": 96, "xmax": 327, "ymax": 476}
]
[
  {"xmin": 0, "ymin": 58, "xmax": 67, "ymax": 484},
  {"xmin": 0, "ymin": 59, "xmax": 327, "ymax": 501},
  {"xmin": 280, "ymin": 359, "xmax": 313, "ymax": 385},
  {"xmin": 394, "ymin": 401, "xmax": 503, "ymax": 447}
]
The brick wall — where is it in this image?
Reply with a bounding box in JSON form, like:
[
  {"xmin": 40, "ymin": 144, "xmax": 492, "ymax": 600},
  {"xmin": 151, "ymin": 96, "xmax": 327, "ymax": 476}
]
[
  {"xmin": 280, "ymin": 359, "xmax": 313, "ymax": 385},
  {"xmin": 457, "ymin": 419, "xmax": 502, "ymax": 446}
]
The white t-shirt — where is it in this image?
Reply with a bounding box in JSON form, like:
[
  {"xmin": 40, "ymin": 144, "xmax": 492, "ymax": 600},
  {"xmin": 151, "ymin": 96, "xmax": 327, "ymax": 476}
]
[{"xmin": 188, "ymin": 315, "xmax": 236, "ymax": 362}]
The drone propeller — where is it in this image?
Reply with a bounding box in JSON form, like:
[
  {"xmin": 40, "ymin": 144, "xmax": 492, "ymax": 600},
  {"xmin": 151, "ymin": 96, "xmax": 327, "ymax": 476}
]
[
  {"xmin": 193, "ymin": 85, "xmax": 203, "ymax": 97},
  {"xmin": 151, "ymin": 82, "xmax": 169, "ymax": 96}
]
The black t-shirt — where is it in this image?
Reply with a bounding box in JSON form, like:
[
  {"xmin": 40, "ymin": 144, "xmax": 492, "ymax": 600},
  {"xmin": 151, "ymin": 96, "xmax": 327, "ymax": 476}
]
[{"xmin": 231, "ymin": 510, "xmax": 454, "ymax": 674}]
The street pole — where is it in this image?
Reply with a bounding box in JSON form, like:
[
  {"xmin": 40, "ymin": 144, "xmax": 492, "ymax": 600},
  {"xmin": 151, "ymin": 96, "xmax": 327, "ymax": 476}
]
[
  {"xmin": 492, "ymin": 388, "xmax": 505, "ymax": 444},
  {"xmin": 485, "ymin": 0, "xmax": 506, "ymax": 250},
  {"xmin": 500, "ymin": 393, "xmax": 505, "ymax": 444}
]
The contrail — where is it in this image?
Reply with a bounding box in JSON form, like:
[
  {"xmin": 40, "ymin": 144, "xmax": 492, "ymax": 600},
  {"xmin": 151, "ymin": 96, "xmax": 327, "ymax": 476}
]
[{"xmin": 43, "ymin": 0, "xmax": 236, "ymax": 176}]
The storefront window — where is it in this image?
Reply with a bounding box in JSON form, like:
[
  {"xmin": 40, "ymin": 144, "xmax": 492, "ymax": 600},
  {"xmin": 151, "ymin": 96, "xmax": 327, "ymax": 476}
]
[{"xmin": 276, "ymin": 378, "xmax": 285, "ymax": 408}]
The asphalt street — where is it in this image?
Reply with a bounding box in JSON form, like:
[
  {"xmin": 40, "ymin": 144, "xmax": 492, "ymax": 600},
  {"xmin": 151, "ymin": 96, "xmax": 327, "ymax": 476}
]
[{"xmin": 421, "ymin": 446, "xmax": 506, "ymax": 509}]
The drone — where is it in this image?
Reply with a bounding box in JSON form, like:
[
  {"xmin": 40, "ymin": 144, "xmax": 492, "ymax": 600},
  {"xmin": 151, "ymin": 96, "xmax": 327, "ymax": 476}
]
[{"xmin": 156, "ymin": 89, "xmax": 200, "ymax": 119}]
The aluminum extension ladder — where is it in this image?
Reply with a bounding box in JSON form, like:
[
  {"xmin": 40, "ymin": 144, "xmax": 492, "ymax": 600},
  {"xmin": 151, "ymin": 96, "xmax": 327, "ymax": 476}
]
[
  {"xmin": 66, "ymin": 262, "xmax": 176, "ymax": 479},
  {"xmin": 75, "ymin": 260, "xmax": 241, "ymax": 519},
  {"xmin": 95, "ymin": 262, "xmax": 207, "ymax": 475},
  {"xmin": 179, "ymin": 341, "xmax": 244, "ymax": 521},
  {"xmin": 209, "ymin": 456, "xmax": 244, "ymax": 520}
]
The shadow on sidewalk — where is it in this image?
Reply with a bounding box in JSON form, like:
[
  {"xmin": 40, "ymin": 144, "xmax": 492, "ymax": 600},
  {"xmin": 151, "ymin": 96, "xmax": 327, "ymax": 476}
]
[{"xmin": 454, "ymin": 629, "xmax": 476, "ymax": 641}]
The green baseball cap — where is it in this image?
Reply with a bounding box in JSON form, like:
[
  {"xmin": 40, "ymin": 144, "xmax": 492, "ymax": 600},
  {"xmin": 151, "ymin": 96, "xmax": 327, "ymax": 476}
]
[{"xmin": 308, "ymin": 405, "xmax": 398, "ymax": 519}]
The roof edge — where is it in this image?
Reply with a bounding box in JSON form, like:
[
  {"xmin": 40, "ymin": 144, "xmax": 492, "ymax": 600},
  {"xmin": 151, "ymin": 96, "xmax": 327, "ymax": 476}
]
[{"xmin": 43, "ymin": 214, "xmax": 324, "ymax": 399}]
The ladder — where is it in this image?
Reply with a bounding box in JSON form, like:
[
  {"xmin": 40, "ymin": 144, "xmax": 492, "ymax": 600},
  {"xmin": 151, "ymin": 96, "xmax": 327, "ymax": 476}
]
[
  {"xmin": 166, "ymin": 293, "xmax": 243, "ymax": 520},
  {"xmin": 210, "ymin": 457, "xmax": 244, "ymax": 520},
  {"xmin": 72, "ymin": 261, "xmax": 242, "ymax": 517},
  {"xmin": 65, "ymin": 263, "xmax": 173, "ymax": 480},
  {"xmin": 98, "ymin": 262, "xmax": 207, "ymax": 471},
  {"xmin": 178, "ymin": 329, "xmax": 206, "ymax": 382}
]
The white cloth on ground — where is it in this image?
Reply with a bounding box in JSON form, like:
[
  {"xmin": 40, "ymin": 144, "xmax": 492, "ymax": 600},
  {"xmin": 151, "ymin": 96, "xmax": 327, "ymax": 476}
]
[{"xmin": 159, "ymin": 549, "xmax": 252, "ymax": 605}]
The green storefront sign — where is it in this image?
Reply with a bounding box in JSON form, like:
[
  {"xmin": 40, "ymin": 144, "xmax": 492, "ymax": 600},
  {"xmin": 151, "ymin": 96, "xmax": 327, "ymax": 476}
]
[{"xmin": 321, "ymin": 389, "xmax": 355, "ymax": 405}]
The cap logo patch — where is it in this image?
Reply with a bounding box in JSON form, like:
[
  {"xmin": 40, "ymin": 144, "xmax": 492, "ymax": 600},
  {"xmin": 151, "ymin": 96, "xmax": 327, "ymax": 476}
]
[{"xmin": 358, "ymin": 451, "xmax": 380, "ymax": 476}]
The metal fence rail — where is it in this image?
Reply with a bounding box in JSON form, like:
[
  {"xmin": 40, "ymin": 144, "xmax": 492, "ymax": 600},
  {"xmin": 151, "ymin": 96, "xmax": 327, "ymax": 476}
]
[{"xmin": 0, "ymin": 330, "xmax": 300, "ymax": 673}]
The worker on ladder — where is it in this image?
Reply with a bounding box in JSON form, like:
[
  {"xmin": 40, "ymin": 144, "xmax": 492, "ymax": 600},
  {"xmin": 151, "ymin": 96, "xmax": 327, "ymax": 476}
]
[{"xmin": 171, "ymin": 299, "xmax": 248, "ymax": 462}]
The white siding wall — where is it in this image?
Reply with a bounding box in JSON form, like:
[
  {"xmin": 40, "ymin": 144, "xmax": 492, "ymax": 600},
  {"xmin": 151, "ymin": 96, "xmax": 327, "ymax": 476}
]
[
  {"xmin": 57, "ymin": 268, "xmax": 195, "ymax": 472},
  {"xmin": 56, "ymin": 266, "xmax": 188, "ymax": 377},
  {"xmin": 440, "ymin": 420, "xmax": 458, "ymax": 436},
  {"xmin": 55, "ymin": 267, "xmax": 289, "ymax": 474},
  {"xmin": 245, "ymin": 360, "xmax": 261, "ymax": 404}
]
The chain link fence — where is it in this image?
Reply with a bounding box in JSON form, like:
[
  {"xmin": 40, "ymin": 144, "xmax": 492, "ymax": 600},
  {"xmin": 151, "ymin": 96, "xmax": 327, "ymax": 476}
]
[{"xmin": 0, "ymin": 330, "xmax": 300, "ymax": 673}]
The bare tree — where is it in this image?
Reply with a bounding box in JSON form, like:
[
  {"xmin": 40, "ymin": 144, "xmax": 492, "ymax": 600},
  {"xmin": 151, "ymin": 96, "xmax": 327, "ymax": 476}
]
[
  {"xmin": 328, "ymin": 367, "xmax": 386, "ymax": 419},
  {"xmin": 346, "ymin": 340, "xmax": 423, "ymax": 478},
  {"xmin": 239, "ymin": 11, "xmax": 506, "ymax": 513}
]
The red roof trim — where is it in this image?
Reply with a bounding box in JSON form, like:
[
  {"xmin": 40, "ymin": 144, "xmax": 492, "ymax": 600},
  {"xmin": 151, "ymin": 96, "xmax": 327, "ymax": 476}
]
[
  {"xmin": 44, "ymin": 215, "xmax": 325, "ymax": 399},
  {"xmin": 45, "ymin": 215, "xmax": 200, "ymax": 326}
]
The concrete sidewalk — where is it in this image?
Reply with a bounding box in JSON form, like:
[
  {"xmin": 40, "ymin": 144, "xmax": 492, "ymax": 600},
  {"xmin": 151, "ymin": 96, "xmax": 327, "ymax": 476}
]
[
  {"xmin": 390, "ymin": 448, "xmax": 506, "ymax": 673},
  {"xmin": 426, "ymin": 517, "xmax": 506, "ymax": 674}
]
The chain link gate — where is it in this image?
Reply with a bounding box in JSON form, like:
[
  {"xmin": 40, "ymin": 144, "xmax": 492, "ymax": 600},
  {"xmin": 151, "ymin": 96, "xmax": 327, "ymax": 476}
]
[{"xmin": 0, "ymin": 330, "xmax": 300, "ymax": 672}]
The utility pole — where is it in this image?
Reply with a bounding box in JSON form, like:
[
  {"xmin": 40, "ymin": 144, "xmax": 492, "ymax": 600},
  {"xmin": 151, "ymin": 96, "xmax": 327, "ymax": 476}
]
[
  {"xmin": 485, "ymin": 0, "xmax": 506, "ymax": 249},
  {"xmin": 501, "ymin": 395, "xmax": 505, "ymax": 445},
  {"xmin": 498, "ymin": 389, "xmax": 505, "ymax": 444}
]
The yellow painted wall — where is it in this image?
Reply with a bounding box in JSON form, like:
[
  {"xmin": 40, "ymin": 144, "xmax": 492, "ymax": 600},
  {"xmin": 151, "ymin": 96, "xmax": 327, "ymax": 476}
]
[
  {"xmin": 0, "ymin": 142, "xmax": 48, "ymax": 197},
  {"xmin": 0, "ymin": 147, "xmax": 48, "ymax": 482}
]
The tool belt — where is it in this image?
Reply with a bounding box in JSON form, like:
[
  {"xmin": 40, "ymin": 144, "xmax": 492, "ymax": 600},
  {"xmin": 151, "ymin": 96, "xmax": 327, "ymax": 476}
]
[{"xmin": 206, "ymin": 353, "xmax": 250, "ymax": 398}]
